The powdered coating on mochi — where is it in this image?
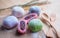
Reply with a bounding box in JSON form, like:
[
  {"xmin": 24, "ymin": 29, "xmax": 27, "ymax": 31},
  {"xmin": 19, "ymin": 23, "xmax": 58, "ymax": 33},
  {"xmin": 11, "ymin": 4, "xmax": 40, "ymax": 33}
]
[
  {"xmin": 12, "ymin": 6, "xmax": 25, "ymax": 17},
  {"xmin": 3, "ymin": 16, "xmax": 18, "ymax": 27}
]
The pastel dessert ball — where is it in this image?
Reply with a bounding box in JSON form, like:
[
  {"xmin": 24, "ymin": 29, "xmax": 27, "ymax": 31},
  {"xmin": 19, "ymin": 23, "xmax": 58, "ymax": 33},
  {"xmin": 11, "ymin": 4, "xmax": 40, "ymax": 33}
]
[
  {"xmin": 12, "ymin": 6, "xmax": 25, "ymax": 18},
  {"xmin": 29, "ymin": 6, "xmax": 41, "ymax": 16},
  {"xmin": 3, "ymin": 16, "xmax": 18, "ymax": 29},
  {"xmin": 28, "ymin": 19, "xmax": 43, "ymax": 32}
]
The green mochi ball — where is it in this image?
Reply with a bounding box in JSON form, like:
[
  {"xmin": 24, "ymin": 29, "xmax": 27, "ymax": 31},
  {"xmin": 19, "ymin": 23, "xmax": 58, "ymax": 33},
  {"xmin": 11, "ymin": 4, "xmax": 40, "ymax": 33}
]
[{"xmin": 28, "ymin": 19, "xmax": 43, "ymax": 32}]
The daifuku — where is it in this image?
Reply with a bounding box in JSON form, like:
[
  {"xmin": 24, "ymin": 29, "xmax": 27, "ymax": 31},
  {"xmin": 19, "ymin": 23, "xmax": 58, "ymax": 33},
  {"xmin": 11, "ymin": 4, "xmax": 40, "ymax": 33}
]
[{"xmin": 3, "ymin": 16, "xmax": 18, "ymax": 29}]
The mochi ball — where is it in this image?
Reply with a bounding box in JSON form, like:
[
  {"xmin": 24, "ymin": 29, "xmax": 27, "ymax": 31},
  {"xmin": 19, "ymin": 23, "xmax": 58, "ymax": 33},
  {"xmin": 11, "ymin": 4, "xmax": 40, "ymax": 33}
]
[
  {"xmin": 28, "ymin": 19, "xmax": 43, "ymax": 32},
  {"xmin": 29, "ymin": 6, "xmax": 41, "ymax": 16},
  {"xmin": 3, "ymin": 16, "xmax": 18, "ymax": 29},
  {"xmin": 12, "ymin": 6, "xmax": 25, "ymax": 18}
]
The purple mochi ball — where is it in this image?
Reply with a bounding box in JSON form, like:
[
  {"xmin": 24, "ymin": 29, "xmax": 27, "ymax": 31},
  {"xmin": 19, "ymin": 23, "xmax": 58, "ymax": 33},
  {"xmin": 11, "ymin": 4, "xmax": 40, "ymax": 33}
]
[{"xmin": 3, "ymin": 16, "xmax": 18, "ymax": 29}]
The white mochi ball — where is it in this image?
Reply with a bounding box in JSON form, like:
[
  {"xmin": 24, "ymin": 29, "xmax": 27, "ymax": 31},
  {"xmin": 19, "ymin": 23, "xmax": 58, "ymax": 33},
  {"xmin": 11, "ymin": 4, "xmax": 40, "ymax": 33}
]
[
  {"xmin": 3, "ymin": 16, "xmax": 18, "ymax": 28},
  {"xmin": 12, "ymin": 6, "xmax": 25, "ymax": 18}
]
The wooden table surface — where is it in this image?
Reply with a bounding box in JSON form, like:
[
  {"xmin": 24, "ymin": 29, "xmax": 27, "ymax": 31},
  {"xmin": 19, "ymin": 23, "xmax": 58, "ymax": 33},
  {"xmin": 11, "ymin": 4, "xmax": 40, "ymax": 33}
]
[{"xmin": 0, "ymin": 0, "xmax": 60, "ymax": 38}]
